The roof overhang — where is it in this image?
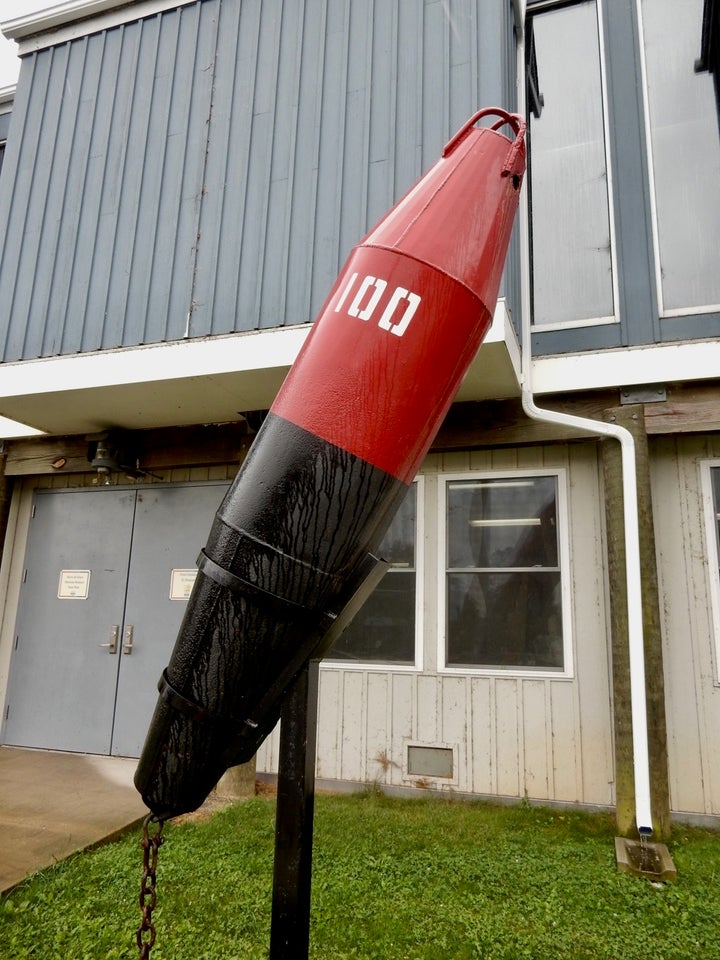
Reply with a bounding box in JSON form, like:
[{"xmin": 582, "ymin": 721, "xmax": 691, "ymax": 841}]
[
  {"xmin": 0, "ymin": 300, "xmax": 523, "ymax": 438},
  {"xmin": 1, "ymin": 0, "xmax": 196, "ymax": 50},
  {"xmin": 531, "ymin": 337, "xmax": 720, "ymax": 396}
]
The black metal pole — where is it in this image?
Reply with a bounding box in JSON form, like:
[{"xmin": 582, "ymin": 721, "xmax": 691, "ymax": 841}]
[{"xmin": 269, "ymin": 659, "xmax": 320, "ymax": 959}]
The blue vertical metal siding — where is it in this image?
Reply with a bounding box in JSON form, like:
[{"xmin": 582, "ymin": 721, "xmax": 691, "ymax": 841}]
[{"xmin": 0, "ymin": 0, "xmax": 514, "ymax": 362}]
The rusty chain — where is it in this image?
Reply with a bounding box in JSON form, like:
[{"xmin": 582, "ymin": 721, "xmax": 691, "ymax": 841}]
[{"xmin": 137, "ymin": 813, "xmax": 165, "ymax": 959}]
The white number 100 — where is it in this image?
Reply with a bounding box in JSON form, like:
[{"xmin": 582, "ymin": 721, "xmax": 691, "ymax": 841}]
[{"xmin": 334, "ymin": 272, "xmax": 421, "ymax": 338}]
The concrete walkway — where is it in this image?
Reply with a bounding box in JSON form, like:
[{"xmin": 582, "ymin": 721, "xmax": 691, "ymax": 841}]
[{"xmin": 0, "ymin": 746, "xmax": 147, "ymax": 894}]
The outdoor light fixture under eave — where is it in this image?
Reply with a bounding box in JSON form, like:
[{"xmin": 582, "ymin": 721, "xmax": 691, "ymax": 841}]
[
  {"xmin": 88, "ymin": 435, "xmax": 120, "ymax": 484},
  {"xmin": 86, "ymin": 430, "xmax": 161, "ymax": 484}
]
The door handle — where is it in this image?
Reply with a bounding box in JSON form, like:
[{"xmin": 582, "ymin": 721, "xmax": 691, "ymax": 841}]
[
  {"xmin": 99, "ymin": 625, "xmax": 119, "ymax": 654},
  {"xmin": 123, "ymin": 624, "xmax": 134, "ymax": 655}
]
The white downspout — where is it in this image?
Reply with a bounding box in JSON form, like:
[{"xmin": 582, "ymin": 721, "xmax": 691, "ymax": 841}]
[
  {"xmin": 518, "ymin": 365, "xmax": 653, "ymax": 835},
  {"xmin": 514, "ymin": 37, "xmax": 652, "ymax": 831}
]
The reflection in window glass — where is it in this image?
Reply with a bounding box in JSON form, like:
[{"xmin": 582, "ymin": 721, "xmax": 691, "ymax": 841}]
[
  {"xmin": 641, "ymin": 0, "xmax": 720, "ymax": 313},
  {"xmin": 327, "ymin": 483, "xmax": 417, "ymax": 665},
  {"xmin": 712, "ymin": 468, "xmax": 720, "ymax": 577},
  {"xmin": 528, "ymin": 1, "xmax": 614, "ymax": 326},
  {"xmin": 445, "ymin": 477, "xmax": 564, "ymax": 670}
]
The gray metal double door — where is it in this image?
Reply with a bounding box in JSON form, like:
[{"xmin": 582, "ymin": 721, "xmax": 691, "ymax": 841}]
[{"xmin": 2, "ymin": 482, "xmax": 228, "ymax": 757}]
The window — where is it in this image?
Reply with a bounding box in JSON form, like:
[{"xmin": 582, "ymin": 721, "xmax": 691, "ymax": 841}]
[
  {"xmin": 701, "ymin": 461, "xmax": 720, "ymax": 681},
  {"xmin": 440, "ymin": 473, "xmax": 570, "ymax": 674},
  {"xmin": 527, "ymin": 0, "xmax": 616, "ymax": 328},
  {"xmin": 640, "ymin": 0, "xmax": 720, "ymax": 315},
  {"xmin": 326, "ymin": 481, "xmax": 420, "ymax": 667},
  {"xmin": 405, "ymin": 743, "xmax": 457, "ymax": 784},
  {"xmin": 696, "ymin": 0, "xmax": 720, "ymax": 124}
]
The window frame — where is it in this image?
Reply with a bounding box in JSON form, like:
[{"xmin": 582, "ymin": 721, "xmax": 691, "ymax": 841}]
[
  {"xmin": 636, "ymin": 0, "xmax": 720, "ymax": 321},
  {"xmin": 696, "ymin": 0, "xmax": 720, "ymax": 124},
  {"xmin": 525, "ymin": 0, "xmax": 620, "ymax": 333},
  {"xmin": 437, "ymin": 468, "xmax": 574, "ymax": 679},
  {"xmin": 700, "ymin": 459, "xmax": 720, "ymax": 684},
  {"xmin": 322, "ymin": 476, "xmax": 424, "ymax": 673},
  {"xmin": 403, "ymin": 740, "xmax": 460, "ymax": 787}
]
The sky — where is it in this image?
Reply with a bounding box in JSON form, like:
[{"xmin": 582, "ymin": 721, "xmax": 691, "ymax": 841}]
[{"xmin": 0, "ymin": 1, "xmax": 56, "ymax": 87}]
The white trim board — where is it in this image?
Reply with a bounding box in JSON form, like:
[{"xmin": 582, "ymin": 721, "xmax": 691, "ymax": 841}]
[
  {"xmin": 0, "ymin": 301, "xmax": 520, "ymax": 436},
  {"xmin": 2, "ymin": 0, "xmax": 197, "ymax": 52},
  {"xmin": 531, "ymin": 339, "xmax": 720, "ymax": 396}
]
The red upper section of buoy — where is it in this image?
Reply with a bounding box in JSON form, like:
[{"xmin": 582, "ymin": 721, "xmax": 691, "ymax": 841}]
[{"xmin": 272, "ymin": 109, "xmax": 526, "ymax": 482}]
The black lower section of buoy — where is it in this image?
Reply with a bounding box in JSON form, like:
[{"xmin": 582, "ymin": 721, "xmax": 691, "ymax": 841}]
[{"xmin": 134, "ymin": 413, "xmax": 407, "ymax": 819}]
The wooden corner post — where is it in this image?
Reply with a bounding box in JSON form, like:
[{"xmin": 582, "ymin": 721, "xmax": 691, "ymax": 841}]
[{"xmin": 601, "ymin": 405, "xmax": 671, "ymax": 838}]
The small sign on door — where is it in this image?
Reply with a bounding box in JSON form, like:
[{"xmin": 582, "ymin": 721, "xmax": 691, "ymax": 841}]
[
  {"xmin": 58, "ymin": 569, "xmax": 91, "ymax": 600},
  {"xmin": 169, "ymin": 568, "xmax": 197, "ymax": 600}
]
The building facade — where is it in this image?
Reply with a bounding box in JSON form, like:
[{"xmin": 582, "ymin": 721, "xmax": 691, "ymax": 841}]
[{"xmin": 1, "ymin": 0, "xmax": 719, "ymax": 832}]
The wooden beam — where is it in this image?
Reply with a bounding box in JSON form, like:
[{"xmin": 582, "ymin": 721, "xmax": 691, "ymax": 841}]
[
  {"xmin": 6, "ymin": 381, "xmax": 720, "ymax": 478},
  {"xmin": 432, "ymin": 384, "xmax": 720, "ymax": 451},
  {"xmin": 0, "ymin": 450, "xmax": 15, "ymax": 567},
  {"xmin": 4, "ymin": 423, "xmax": 252, "ymax": 477},
  {"xmin": 643, "ymin": 383, "xmax": 720, "ymax": 434},
  {"xmin": 601, "ymin": 405, "xmax": 671, "ymax": 838},
  {"xmin": 431, "ymin": 395, "xmax": 617, "ymax": 450}
]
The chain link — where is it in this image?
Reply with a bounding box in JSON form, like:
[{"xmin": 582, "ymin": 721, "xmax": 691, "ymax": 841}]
[{"xmin": 137, "ymin": 813, "xmax": 165, "ymax": 959}]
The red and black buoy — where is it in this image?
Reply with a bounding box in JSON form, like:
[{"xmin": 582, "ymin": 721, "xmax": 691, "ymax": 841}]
[{"xmin": 135, "ymin": 108, "xmax": 526, "ymax": 819}]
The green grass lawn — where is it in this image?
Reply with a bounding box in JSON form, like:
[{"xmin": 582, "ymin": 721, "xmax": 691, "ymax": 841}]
[{"xmin": 2, "ymin": 790, "xmax": 719, "ymax": 959}]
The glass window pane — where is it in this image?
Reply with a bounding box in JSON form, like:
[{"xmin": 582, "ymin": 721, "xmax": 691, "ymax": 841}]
[
  {"xmin": 641, "ymin": 0, "xmax": 720, "ymax": 312},
  {"xmin": 407, "ymin": 745, "xmax": 454, "ymax": 778},
  {"xmin": 328, "ymin": 571, "xmax": 416, "ymax": 664},
  {"xmin": 712, "ymin": 468, "xmax": 720, "ymax": 572},
  {"xmin": 447, "ymin": 477, "xmax": 558, "ymax": 569},
  {"xmin": 529, "ymin": 1, "xmax": 614, "ymax": 325},
  {"xmin": 327, "ymin": 484, "xmax": 416, "ymax": 664},
  {"xmin": 444, "ymin": 475, "xmax": 565, "ymax": 672},
  {"xmin": 378, "ymin": 484, "xmax": 416, "ymax": 566},
  {"xmin": 447, "ymin": 571, "xmax": 564, "ymax": 669}
]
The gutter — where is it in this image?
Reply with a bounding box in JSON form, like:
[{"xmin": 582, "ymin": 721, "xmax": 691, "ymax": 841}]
[
  {"xmin": 514, "ymin": 93, "xmax": 652, "ymax": 835},
  {"xmin": 519, "ymin": 369, "xmax": 653, "ymax": 835}
]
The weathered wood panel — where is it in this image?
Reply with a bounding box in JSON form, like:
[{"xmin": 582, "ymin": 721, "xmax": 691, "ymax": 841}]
[
  {"xmin": 549, "ymin": 680, "xmax": 582, "ymax": 803},
  {"xmin": 366, "ymin": 672, "xmax": 391, "ymax": 784},
  {"xmin": 416, "ymin": 675, "xmax": 439, "ymax": 745},
  {"xmin": 314, "ymin": 668, "xmax": 342, "ymax": 782},
  {"xmin": 5, "ymin": 424, "xmax": 249, "ymax": 477},
  {"xmin": 652, "ymin": 435, "xmax": 720, "ymax": 816},
  {"xmin": 567, "ymin": 443, "xmax": 614, "ymax": 807},
  {"xmin": 522, "ymin": 680, "xmax": 550, "ymax": 800},
  {"xmin": 495, "ymin": 678, "xmax": 521, "ymax": 797},
  {"xmin": 340, "ymin": 671, "xmax": 365, "ymax": 782},
  {"xmin": 469, "ymin": 678, "xmax": 494, "ymax": 794},
  {"xmin": 390, "ymin": 672, "xmax": 414, "ymax": 787}
]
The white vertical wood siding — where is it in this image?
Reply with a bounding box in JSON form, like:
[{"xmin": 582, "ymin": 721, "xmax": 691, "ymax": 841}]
[
  {"xmin": 258, "ymin": 443, "xmax": 616, "ymax": 808},
  {"xmin": 651, "ymin": 434, "xmax": 720, "ymax": 817}
]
